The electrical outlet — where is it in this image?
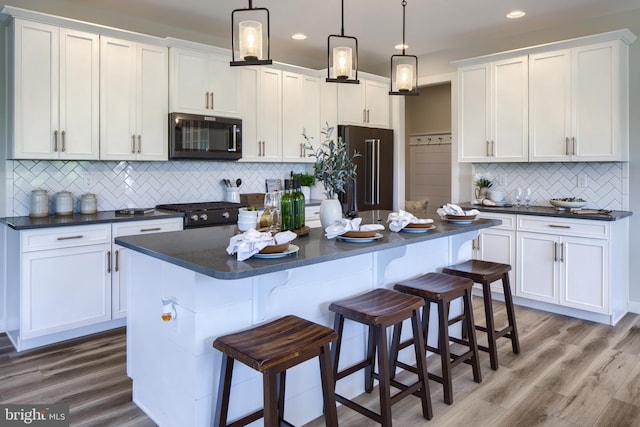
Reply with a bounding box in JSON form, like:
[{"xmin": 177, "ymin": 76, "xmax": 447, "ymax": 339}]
[
  {"xmin": 83, "ymin": 173, "xmax": 92, "ymax": 188},
  {"xmin": 499, "ymin": 174, "xmax": 508, "ymax": 187},
  {"xmin": 577, "ymin": 173, "xmax": 588, "ymax": 188}
]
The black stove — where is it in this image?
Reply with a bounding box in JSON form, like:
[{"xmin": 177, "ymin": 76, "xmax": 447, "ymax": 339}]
[{"xmin": 156, "ymin": 201, "xmax": 248, "ymax": 228}]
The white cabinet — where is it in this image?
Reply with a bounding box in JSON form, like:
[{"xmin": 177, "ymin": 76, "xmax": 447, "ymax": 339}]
[
  {"xmin": 9, "ymin": 19, "xmax": 99, "ymax": 160},
  {"xmin": 516, "ymin": 216, "xmax": 613, "ymax": 315},
  {"xmin": 100, "ymin": 36, "xmax": 168, "ymax": 161},
  {"xmin": 458, "ymin": 56, "xmax": 528, "ymax": 162},
  {"xmin": 473, "ymin": 213, "xmax": 516, "ymax": 294},
  {"xmin": 238, "ymin": 67, "xmax": 282, "ymax": 161},
  {"xmin": 529, "ymin": 41, "xmax": 628, "ymax": 161},
  {"xmin": 282, "ymin": 71, "xmax": 321, "ymax": 163},
  {"xmin": 111, "ymin": 218, "xmax": 183, "ymax": 319},
  {"xmin": 169, "ymin": 47, "xmax": 239, "ymax": 117},
  {"xmin": 337, "ymin": 78, "xmax": 390, "ymax": 128}
]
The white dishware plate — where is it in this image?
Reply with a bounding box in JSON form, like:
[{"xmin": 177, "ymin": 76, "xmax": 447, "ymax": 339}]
[
  {"xmin": 337, "ymin": 233, "xmax": 383, "ymax": 243},
  {"xmin": 401, "ymin": 225, "xmax": 436, "ymax": 233},
  {"xmin": 252, "ymin": 244, "xmax": 299, "ymax": 259},
  {"xmin": 447, "ymin": 219, "xmax": 477, "ymax": 225}
]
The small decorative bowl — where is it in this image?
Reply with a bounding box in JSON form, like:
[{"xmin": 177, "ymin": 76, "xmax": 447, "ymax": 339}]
[
  {"xmin": 445, "ymin": 214, "xmax": 477, "ymax": 221},
  {"xmin": 343, "ymin": 230, "xmax": 378, "ymax": 238},
  {"xmin": 549, "ymin": 199, "xmax": 587, "ymax": 210},
  {"xmin": 259, "ymin": 242, "xmax": 290, "ymax": 254}
]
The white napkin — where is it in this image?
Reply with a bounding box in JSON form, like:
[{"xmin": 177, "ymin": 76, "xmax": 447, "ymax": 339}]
[
  {"xmin": 324, "ymin": 217, "xmax": 385, "ymax": 239},
  {"xmin": 387, "ymin": 210, "xmax": 434, "ymax": 232},
  {"xmin": 436, "ymin": 203, "xmax": 480, "ymax": 219},
  {"xmin": 226, "ymin": 229, "xmax": 297, "ymax": 261}
]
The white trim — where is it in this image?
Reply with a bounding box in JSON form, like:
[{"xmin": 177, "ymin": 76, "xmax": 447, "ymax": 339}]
[{"xmin": 628, "ymin": 300, "xmax": 640, "ymax": 314}]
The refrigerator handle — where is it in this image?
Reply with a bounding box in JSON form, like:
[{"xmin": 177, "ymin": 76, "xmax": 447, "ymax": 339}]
[
  {"xmin": 375, "ymin": 139, "xmax": 380, "ymax": 205},
  {"xmin": 365, "ymin": 139, "xmax": 376, "ymax": 205}
]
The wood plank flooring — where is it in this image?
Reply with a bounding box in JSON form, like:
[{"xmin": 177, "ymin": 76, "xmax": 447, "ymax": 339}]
[{"xmin": 1, "ymin": 298, "xmax": 640, "ymax": 426}]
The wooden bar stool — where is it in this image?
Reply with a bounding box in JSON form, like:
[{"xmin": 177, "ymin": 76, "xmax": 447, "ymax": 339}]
[
  {"xmin": 329, "ymin": 288, "xmax": 432, "ymax": 426},
  {"xmin": 212, "ymin": 315, "xmax": 339, "ymax": 427},
  {"xmin": 442, "ymin": 259, "xmax": 520, "ymax": 370},
  {"xmin": 391, "ymin": 272, "xmax": 482, "ymax": 405}
]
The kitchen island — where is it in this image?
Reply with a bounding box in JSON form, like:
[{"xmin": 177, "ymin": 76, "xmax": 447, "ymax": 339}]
[{"xmin": 115, "ymin": 211, "xmax": 499, "ymax": 426}]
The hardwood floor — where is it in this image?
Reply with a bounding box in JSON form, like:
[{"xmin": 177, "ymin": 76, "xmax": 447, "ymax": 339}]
[{"xmin": 1, "ymin": 299, "xmax": 640, "ymax": 426}]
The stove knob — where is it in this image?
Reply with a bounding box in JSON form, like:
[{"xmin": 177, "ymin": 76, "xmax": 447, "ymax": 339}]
[
  {"xmin": 190, "ymin": 214, "xmax": 199, "ymax": 222},
  {"xmin": 222, "ymin": 211, "xmax": 230, "ymax": 219},
  {"xmin": 199, "ymin": 214, "xmax": 208, "ymax": 221}
]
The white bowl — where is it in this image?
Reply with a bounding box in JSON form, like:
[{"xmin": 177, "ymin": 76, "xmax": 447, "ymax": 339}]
[
  {"xmin": 237, "ymin": 220, "xmax": 257, "ymax": 231},
  {"xmin": 549, "ymin": 199, "xmax": 587, "ymax": 209}
]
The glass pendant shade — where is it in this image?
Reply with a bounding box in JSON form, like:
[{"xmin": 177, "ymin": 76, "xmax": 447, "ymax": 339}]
[
  {"xmin": 327, "ymin": 35, "xmax": 359, "ymax": 83},
  {"xmin": 396, "ymin": 64, "xmax": 413, "ymax": 91},
  {"xmin": 390, "ymin": 54, "xmax": 418, "ymax": 94},
  {"xmin": 333, "ymin": 46, "xmax": 352, "ymax": 79},
  {"xmin": 231, "ymin": 2, "xmax": 272, "ymax": 66}
]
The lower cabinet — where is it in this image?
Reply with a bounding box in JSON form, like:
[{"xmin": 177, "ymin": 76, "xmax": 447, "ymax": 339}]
[
  {"xmin": 474, "ymin": 212, "xmax": 627, "ymax": 325},
  {"xmin": 6, "ymin": 217, "xmax": 183, "ymax": 351}
]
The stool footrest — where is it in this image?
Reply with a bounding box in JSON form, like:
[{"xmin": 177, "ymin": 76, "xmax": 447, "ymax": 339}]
[
  {"xmin": 225, "ymin": 409, "xmax": 263, "ymax": 427},
  {"xmin": 335, "ymin": 360, "xmax": 371, "ymax": 381},
  {"xmin": 335, "ymin": 393, "xmax": 382, "ymax": 424}
]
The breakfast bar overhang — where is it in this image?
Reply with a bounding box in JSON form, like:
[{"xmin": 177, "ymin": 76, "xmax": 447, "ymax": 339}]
[{"xmin": 115, "ymin": 211, "xmax": 500, "ymax": 426}]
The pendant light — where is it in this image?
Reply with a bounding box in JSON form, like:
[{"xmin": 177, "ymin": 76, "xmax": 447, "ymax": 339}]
[
  {"xmin": 390, "ymin": 0, "xmax": 418, "ymax": 95},
  {"xmin": 230, "ymin": 0, "xmax": 273, "ymax": 66},
  {"xmin": 326, "ymin": 0, "xmax": 359, "ymax": 84}
]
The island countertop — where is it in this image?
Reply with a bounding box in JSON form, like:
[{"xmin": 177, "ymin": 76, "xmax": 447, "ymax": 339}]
[
  {"xmin": 457, "ymin": 202, "xmax": 632, "ymax": 221},
  {"xmin": 115, "ymin": 210, "xmax": 500, "ymax": 280}
]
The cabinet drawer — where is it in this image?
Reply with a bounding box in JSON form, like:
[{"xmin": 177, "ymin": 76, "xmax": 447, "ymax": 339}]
[
  {"xmin": 517, "ymin": 216, "xmax": 609, "ymax": 239},
  {"xmin": 478, "ymin": 212, "xmax": 516, "ymax": 230},
  {"xmin": 21, "ymin": 224, "xmax": 111, "ymax": 252},
  {"xmin": 112, "ymin": 218, "xmax": 183, "ymax": 237}
]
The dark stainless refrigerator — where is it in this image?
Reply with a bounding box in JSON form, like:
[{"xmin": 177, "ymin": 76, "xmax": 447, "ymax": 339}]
[{"xmin": 338, "ymin": 125, "xmax": 394, "ymax": 215}]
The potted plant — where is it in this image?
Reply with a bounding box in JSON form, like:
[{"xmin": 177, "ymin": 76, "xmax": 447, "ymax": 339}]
[
  {"xmin": 303, "ymin": 126, "xmax": 360, "ymax": 228},
  {"xmin": 474, "ymin": 176, "xmax": 493, "ymax": 199},
  {"xmin": 293, "ymin": 173, "xmax": 316, "ymax": 200}
]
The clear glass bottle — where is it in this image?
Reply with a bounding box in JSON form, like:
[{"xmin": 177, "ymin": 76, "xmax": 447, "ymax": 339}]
[{"xmin": 280, "ymin": 179, "xmax": 293, "ymax": 231}]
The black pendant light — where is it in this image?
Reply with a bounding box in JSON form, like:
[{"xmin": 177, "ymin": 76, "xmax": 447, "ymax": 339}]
[
  {"xmin": 326, "ymin": 0, "xmax": 359, "ymax": 84},
  {"xmin": 390, "ymin": 0, "xmax": 418, "ymax": 95},
  {"xmin": 230, "ymin": 0, "xmax": 273, "ymax": 66}
]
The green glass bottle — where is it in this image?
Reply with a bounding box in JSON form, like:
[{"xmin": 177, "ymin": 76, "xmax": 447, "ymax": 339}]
[
  {"xmin": 280, "ymin": 179, "xmax": 293, "ymax": 231},
  {"xmin": 293, "ymin": 178, "xmax": 305, "ymax": 229}
]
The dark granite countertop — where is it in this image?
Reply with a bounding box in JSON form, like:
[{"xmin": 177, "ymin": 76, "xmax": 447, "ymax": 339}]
[
  {"xmin": 457, "ymin": 203, "xmax": 632, "ymax": 221},
  {"xmin": 115, "ymin": 210, "xmax": 500, "ymax": 280},
  {"xmin": 1, "ymin": 209, "xmax": 184, "ymax": 230}
]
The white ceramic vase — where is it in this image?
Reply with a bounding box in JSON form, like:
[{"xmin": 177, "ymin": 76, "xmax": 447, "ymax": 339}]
[{"xmin": 319, "ymin": 198, "xmax": 343, "ymax": 229}]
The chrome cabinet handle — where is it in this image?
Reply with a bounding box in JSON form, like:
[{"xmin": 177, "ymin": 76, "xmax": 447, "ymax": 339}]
[
  {"xmin": 140, "ymin": 227, "xmax": 161, "ymax": 232},
  {"xmin": 53, "ymin": 130, "xmax": 59, "ymax": 152},
  {"xmin": 491, "ymin": 140, "xmax": 495, "ymax": 157},
  {"xmin": 137, "ymin": 135, "xmax": 142, "ymax": 153},
  {"xmin": 115, "ymin": 249, "xmax": 119, "ymax": 272},
  {"xmin": 57, "ymin": 235, "xmax": 83, "ymax": 241},
  {"xmin": 205, "ymin": 91, "xmax": 210, "ymax": 109},
  {"xmin": 107, "ymin": 250, "xmax": 112, "ymax": 273},
  {"xmin": 486, "ymin": 140, "xmax": 491, "ymax": 157},
  {"xmin": 548, "ymin": 224, "xmax": 571, "ymax": 229},
  {"xmin": 565, "ymin": 137, "xmax": 570, "ymax": 155},
  {"xmin": 553, "ymin": 242, "xmax": 558, "ymax": 262},
  {"xmin": 131, "ymin": 135, "xmax": 136, "ymax": 153},
  {"xmin": 61, "ymin": 130, "xmax": 66, "ymax": 152},
  {"xmin": 572, "ymin": 137, "xmax": 576, "ymax": 155},
  {"xmin": 210, "ymin": 92, "xmax": 214, "ymax": 110},
  {"xmin": 367, "ymin": 109, "xmax": 370, "ymax": 123},
  {"xmin": 560, "ymin": 242, "xmax": 564, "ymax": 262}
]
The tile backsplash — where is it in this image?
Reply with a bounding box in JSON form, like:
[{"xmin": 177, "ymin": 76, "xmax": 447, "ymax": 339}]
[
  {"xmin": 4, "ymin": 160, "xmax": 309, "ymax": 216},
  {"xmin": 473, "ymin": 162, "xmax": 629, "ymax": 211}
]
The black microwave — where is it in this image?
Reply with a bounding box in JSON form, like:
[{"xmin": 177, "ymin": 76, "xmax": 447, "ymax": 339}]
[{"xmin": 169, "ymin": 113, "xmax": 242, "ymax": 160}]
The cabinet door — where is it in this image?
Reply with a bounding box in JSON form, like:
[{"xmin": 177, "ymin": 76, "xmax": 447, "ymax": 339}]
[
  {"xmin": 572, "ymin": 42, "xmax": 620, "ymax": 161},
  {"xmin": 529, "ymin": 49, "xmax": 572, "ymax": 161},
  {"xmin": 561, "ymin": 236, "xmax": 609, "ymax": 313},
  {"xmin": 100, "ymin": 36, "xmax": 137, "ymax": 160},
  {"xmin": 136, "ymin": 42, "xmax": 168, "ymax": 160},
  {"xmin": 258, "ymin": 68, "xmax": 282, "ymax": 161},
  {"xmin": 337, "ymin": 82, "xmax": 366, "ymax": 125},
  {"xmin": 238, "ymin": 67, "xmax": 260, "ymax": 161},
  {"xmin": 517, "ymin": 231, "xmax": 558, "ymax": 304},
  {"xmin": 21, "ymin": 244, "xmax": 111, "ymax": 339},
  {"xmin": 458, "ymin": 64, "xmax": 490, "ymax": 162},
  {"xmin": 169, "ymin": 47, "xmax": 210, "ymax": 114},
  {"xmin": 492, "ymin": 56, "xmax": 528, "ymax": 162},
  {"xmin": 301, "ymin": 75, "xmax": 321, "ymax": 160},
  {"xmin": 12, "ymin": 20, "xmax": 59, "ymax": 159},
  {"xmin": 364, "ymin": 80, "xmax": 390, "ymax": 128},
  {"xmin": 477, "ymin": 228, "xmax": 516, "ymax": 294},
  {"xmin": 208, "ymin": 53, "xmax": 239, "ymax": 117},
  {"xmin": 281, "ymin": 71, "xmax": 304, "ymax": 162}
]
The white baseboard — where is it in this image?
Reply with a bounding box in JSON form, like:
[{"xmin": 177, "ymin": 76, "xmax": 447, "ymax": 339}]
[{"xmin": 627, "ymin": 301, "xmax": 640, "ymax": 314}]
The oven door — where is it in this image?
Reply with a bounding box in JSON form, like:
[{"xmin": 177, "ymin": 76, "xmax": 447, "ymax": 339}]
[{"xmin": 170, "ymin": 113, "xmax": 242, "ymax": 160}]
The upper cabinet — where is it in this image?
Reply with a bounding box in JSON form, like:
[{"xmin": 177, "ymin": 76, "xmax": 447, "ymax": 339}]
[
  {"xmin": 169, "ymin": 47, "xmax": 239, "ymax": 117},
  {"xmin": 338, "ymin": 78, "xmax": 390, "ymax": 128},
  {"xmin": 8, "ymin": 19, "xmax": 99, "ymax": 160},
  {"xmin": 458, "ymin": 56, "xmax": 528, "ymax": 163},
  {"xmin": 99, "ymin": 36, "xmax": 168, "ymax": 161},
  {"xmin": 282, "ymin": 71, "xmax": 320, "ymax": 163},
  {"xmin": 455, "ymin": 29, "xmax": 635, "ymax": 163},
  {"xmin": 529, "ymin": 41, "xmax": 628, "ymax": 161}
]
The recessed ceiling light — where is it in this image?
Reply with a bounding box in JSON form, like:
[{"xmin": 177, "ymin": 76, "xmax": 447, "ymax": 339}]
[
  {"xmin": 506, "ymin": 10, "xmax": 526, "ymax": 19},
  {"xmin": 395, "ymin": 43, "xmax": 409, "ymax": 50},
  {"xmin": 291, "ymin": 33, "xmax": 307, "ymax": 40}
]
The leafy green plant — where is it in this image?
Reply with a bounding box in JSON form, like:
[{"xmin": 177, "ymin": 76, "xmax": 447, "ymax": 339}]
[
  {"xmin": 474, "ymin": 177, "xmax": 493, "ymax": 188},
  {"xmin": 293, "ymin": 173, "xmax": 315, "ymax": 187},
  {"xmin": 303, "ymin": 125, "xmax": 360, "ymax": 199}
]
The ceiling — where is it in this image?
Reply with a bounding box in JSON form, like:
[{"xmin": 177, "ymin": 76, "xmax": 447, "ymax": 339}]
[{"xmin": 31, "ymin": 0, "xmax": 640, "ymax": 74}]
